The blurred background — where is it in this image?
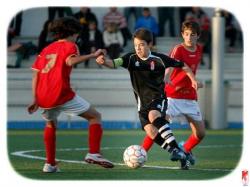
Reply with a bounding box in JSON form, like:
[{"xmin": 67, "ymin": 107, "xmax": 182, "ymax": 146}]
[{"xmin": 7, "ymin": 7, "xmax": 243, "ymax": 130}]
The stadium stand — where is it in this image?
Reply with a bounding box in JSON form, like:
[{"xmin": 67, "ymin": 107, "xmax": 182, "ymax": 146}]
[{"xmin": 7, "ymin": 7, "xmax": 243, "ymax": 129}]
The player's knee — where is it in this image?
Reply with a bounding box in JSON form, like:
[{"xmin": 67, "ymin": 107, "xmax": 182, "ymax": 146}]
[
  {"xmin": 46, "ymin": 121, "xmax": 57, "ymax": 128},
  {"xmin": 195, "ymin": 130, "xmax": 206, "ymax": 140},
  {"xmin": 198, "ymin": 130, "xmax": 206, "ymax": 140},
  {"xmin": 94, "ymin": 110, "xmax": 102, "ymax": 121},
  {"xmin": 148, "ymin": 110, "xmax": 161, "ymax": 123},
  {"xmin": 83, "ymin": 108, "xmax": 102, "ymax": 122},
  {"xmin": 88, "ymin": 111, "xmax": 102, "ymax": 124}
]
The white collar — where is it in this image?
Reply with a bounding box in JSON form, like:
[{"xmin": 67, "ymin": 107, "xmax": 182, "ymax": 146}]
[{"xmin": 140, "ymin": 50, "xmax": 152, "ymax": 61}]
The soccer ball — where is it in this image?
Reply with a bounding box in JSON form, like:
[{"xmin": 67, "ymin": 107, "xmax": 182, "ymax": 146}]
[{"xmin": 123, "ymin": 145, "xmax": 147, "ymax": 169}]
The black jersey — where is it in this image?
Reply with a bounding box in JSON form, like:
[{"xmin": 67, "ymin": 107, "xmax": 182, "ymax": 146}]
[{"xmin": 113, "ymin": 51, "xmax": 184, "ymax": 111}]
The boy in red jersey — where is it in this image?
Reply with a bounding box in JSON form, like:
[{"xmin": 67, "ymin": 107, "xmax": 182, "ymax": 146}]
[
  {"xmin": 141, "ymin": 21, "xmax": 205, "ymax": 169},
  {"xmin": 27, "ymin": 17, "xmax": 113, "ymax": 173}
]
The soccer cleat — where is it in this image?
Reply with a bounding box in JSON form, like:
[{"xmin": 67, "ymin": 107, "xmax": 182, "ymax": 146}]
[
  {"xmin": 178, "ymin": 141, "xmax": 196, "ymax": 165},
  {"xmin": 84, "ymin": 153, "xmax": 114, "ymax": 168},
  {"xmin": 42, "ymin": 163, "xmax": 61, "ymax": 173},
  {"xmin": 170, "ymin": 148, "xmax": 186, "ymax": 161},
  {"xmin": 185, "ymin": 152, "xmax": 195, "ymax": 165},
  {"xmin": 180, "ymin": 158, "xmax": 191, "ymax": 170}
]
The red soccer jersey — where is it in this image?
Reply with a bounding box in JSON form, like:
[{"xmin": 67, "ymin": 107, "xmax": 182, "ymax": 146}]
[
  {"xmin": 165, "ymin": 44, "xmax": 203, "ymax": 100},
  {"xmin": 32, "ymin": 40, "xmax": 79, "ymax": 108}
]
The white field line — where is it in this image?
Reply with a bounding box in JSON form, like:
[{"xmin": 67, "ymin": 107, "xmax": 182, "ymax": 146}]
[{"xmin": 11, "ymin": 145, "xmax": 239, "ymax": 172}]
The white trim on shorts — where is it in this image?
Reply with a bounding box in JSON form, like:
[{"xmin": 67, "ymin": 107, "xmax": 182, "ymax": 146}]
[
  {"xmin": 166, "ymin": 98, "xmax": 203, "ymax": 124},
  {"xmin": 42, "ymin": 94, "xmax": 90, "ymax": 122}
]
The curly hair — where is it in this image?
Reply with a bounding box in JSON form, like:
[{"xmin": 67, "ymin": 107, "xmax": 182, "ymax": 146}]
[{"xmin": 49, "ymin": 17, "xmax": 81, "ymax": 39}]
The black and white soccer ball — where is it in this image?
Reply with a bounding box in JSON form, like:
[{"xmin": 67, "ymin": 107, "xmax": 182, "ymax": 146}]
[{"xmin": 123, "ymin": 145, "xmax": 147, "ymax": 169}]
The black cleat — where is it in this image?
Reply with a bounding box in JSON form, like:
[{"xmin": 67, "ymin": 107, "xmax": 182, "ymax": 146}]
[
  {"xmin": 180, "ymin": 159, "xmax": 190, "ymax": 170},
  {"xmin": 186, "ymin": 151, "xmax": 195, "ymax": 166},
  {"xmin": 178, "ymin": 141, "xmax": 196, "ymax": 166},
  {"xmin": 170, "ymin": 148, "xmax": 186, "ymax": 161}
]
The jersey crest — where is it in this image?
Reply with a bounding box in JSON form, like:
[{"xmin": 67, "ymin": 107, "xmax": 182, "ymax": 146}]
[{"xmin": 150, "ymin": 61, "xmax": 155, "ymax": 70}]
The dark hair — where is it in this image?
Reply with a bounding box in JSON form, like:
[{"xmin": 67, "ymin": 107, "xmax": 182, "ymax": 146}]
[
  {"xmin": 133, "ymin": 28, "xmax": 153, "ymax": 44},
  {"xmin": 181, "ymin": 20, "xmax": 201, "ymax": 36},
  {"xmin": 49, "ymin": 17, "xmax": 81, "ymax": 39}
]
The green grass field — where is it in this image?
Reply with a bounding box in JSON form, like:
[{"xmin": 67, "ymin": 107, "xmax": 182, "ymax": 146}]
[{"xmin": 7, "ymin": 129, "xmax": 242, "ymax": 180}]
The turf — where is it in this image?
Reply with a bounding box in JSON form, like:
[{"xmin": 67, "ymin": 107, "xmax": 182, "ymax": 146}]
[{"xmin": 7, "ymin": 129, "xmax": 242, "ymax": 180}]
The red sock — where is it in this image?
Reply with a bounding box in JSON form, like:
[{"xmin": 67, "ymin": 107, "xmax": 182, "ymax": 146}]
[
  {"xmin": 88, "ymin": 123, "xmax": 103, "ymax": 154},
  {"xmin": 183, "ymin": 134, "xmax": 201, "ymax": 153},
  {"xmin": 141, "ymin": 135, "xmax": 154, "ymax": 152},
  {"xmin": 44, "ymin": 124, "xmax": 56, "ymax": 165}
]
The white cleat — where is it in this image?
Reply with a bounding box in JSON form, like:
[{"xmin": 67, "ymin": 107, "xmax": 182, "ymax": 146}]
[
  {"xmin": 42, "ymin": 163, "xmax": 61, "ymax": 173},
  {"xmin": 84, "ymin": 153, "xmax": 114, "ymax": 168}
]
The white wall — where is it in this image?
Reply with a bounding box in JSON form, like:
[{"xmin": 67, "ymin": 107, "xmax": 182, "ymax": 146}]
[
  {"xmin": 20, "ymin": 7, "xmax": 48, "ymax": 36},
  {"xmin": 18, "ymin": 7, "xmax": 112, "ymax": 36}
]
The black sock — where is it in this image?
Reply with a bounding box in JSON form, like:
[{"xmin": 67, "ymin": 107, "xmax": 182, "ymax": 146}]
[{"xmin": 152, "ymin": 117, "xmax": 179, "ymax": 152}]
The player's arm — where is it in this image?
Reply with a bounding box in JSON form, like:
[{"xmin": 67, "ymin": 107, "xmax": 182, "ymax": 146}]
[
  {"xmin": 96, "ymin": 55, "xmax": 124, "ymax": 69},
  {"xmin": 27, "ymin": 70, "xmax": 39, "ymax": 114},
  {"xmin": 181, "ymin": 63, "xmax": 198, "ymax": 90},
  {"xmin": 166, "ymin": 56, "xmax": 199, "ymax": 90},
  {"xmin": 96, "ymin": 54, "xmax": 114, "ymax": 68},
  {"xmin": 161, "ymin": 54, "xmax": 198, "ymax": 90},
  {"xmin": 164, "ymin": 67, "xmax": 174, "ymax": 85},
  {"xmin": 66, "ymin": 49, "xmax": 104, "ymax": 66}
]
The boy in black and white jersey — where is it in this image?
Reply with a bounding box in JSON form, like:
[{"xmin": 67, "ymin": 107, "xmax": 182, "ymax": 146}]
[{"xmin": 96, "ymin": 28, "xmax": 198, "ymax": 167}]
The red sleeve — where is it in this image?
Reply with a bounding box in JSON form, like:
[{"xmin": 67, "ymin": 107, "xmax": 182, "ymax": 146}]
[
  {"xmin": 169, "ymin": 46, "xmax": 187, "ymax": 85},
  {"xmin": 66, "ymin": 43, "xmax": 79, "ymax": 57},
  {"xmin": 169, "ymin": 45, "xmax": 182, "ymax": 61},
  {"xmin": 67, "ymin": 43, "xmax": 79, "ymax": 56},
  {"xmin": 31, "ymin": 53, "xmax": 44, "ymax": 72},
  {"xmin": 65, "ymin": 43, "xmax": 79, "ymax": 63}
]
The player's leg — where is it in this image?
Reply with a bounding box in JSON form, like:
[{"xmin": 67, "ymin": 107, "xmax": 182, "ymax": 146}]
[
  {"xmin": 79, "ymin": 106, "xmax": 103, "ymax": 154},
  {"xmin": 79, "ymin": 106, "xmax": 114, "ymax": 168},
  {"xmin": 141, "ymin": 98, "xmax": 166, "ymax": 152},
  {"xmin": 179, "ymin": 99, "xmax": 205, "ymax": 154},
  {"xmin": 42, "ymin": 109, "xmax": 60, "ymax": 173},
  {"xmin": 148, "ymin": 110, "xmax": 178, "ymax": 152},
  {"xmin": 144, "ymin": 123, "xmax": 171, "ymax": 151},
  {"xmin": 141, "ymin": 110, "xmax": 173, "ymax": 152},
  {"xmin": 149, "ymin": 111, "xmax": 185, "ymax": 159},
  {"xmin": 61, "ymin": 95, "xmax": 114, "ymax": 168},
  {"xmin": 141, "ymin": 134, "xmax": 154, "ymax": 152},
  {"xmin": 80, "ymin": 106, "xmax": 114, "ymax": 168},
  {"xmin": 44, "ymin": 121, "xmax": 57, "ymax": 165},
  {"xmin": 183, "ymin": 116, "xmax": 205, "ymax": 153},
  {"xmin": 177, "ymin": 117, "xmax": 205, "ymax": 168},
  {"xmin": 61, "ymin": 95, "xmax": 103, "ymax": 154},
  {"xmin": 142, "ymin": 98, "xmax": 186, "ymax": 160},
  {"xmin": 140, "ymin": 112, "xmax": 159, "ymax": 151},
  {"xmin": 148, "ymin": 98, "xmax": 180, "ymax": 153},
  {"xmin": 142, "ymin": 110, "xmax": 186, "ymax": 161},
  {"xmin": 174, "ymin": 99, "xmax": 205, "ymax": 167}
]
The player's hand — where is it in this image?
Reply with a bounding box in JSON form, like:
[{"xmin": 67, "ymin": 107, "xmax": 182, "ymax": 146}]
[
  {"xmin": 96, "ymin": 55, "xmax": 105, "ymax": 65},
  {"xmin": 94, "ymin": 49, "xmax": 105, "ymax": 57},
  {"xmin": 27, "ymin": 102, "xmax": 39, "ymax": 114}
]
